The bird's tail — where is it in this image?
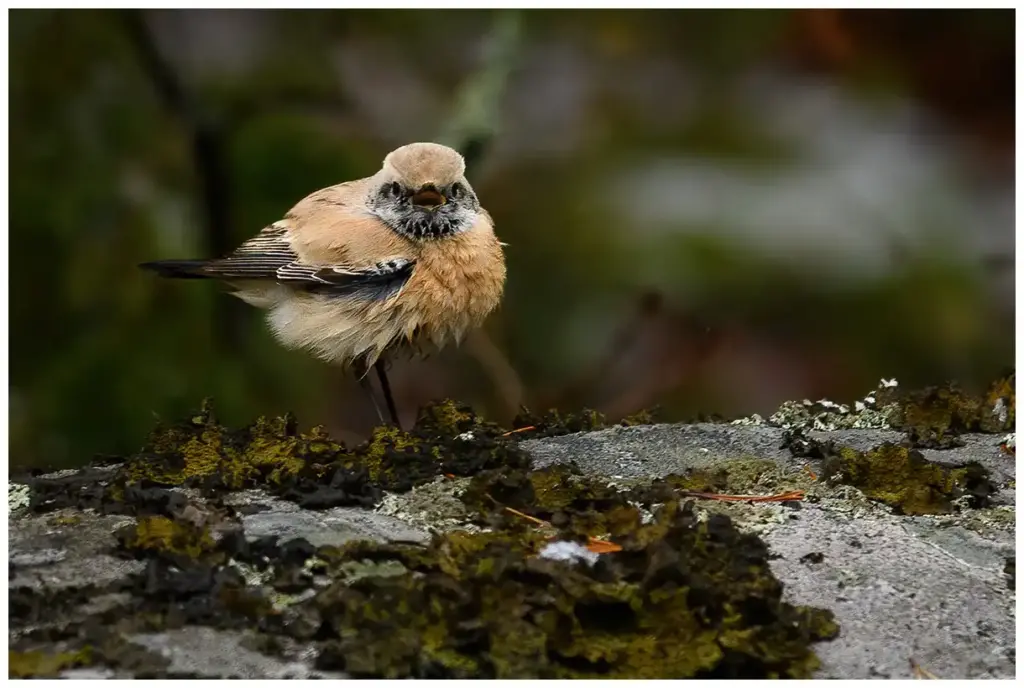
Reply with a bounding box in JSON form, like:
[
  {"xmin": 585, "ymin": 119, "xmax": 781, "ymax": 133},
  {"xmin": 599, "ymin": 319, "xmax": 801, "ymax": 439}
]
[{"xmin": 139, "ymin": 259, "xmax": 213, "ymax": 279}]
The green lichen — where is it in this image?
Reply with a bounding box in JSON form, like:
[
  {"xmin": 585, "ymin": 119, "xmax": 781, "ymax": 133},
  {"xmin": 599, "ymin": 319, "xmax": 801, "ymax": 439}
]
[
  {"xmin": 413, "ymin": 399, "xmax": 488, "ymax": 438},
  {"xmin": 460, "ymin": 464, "xmax": 638, "ymax": 538},
  {"xmin": 667, "ymin": 458, "xmax": 787, "ymax": 493},
  {"xmin": 117, "ymin": 515, "xmax": 219, "ymax": 561},
  {"xmin": 351, "ymin": 426, "xmax": 433, "ymax": 484},
  {"xmin": 308, "ymin": 500, "xmax": 837, "ymax": 678},
  {"xmin": 123, "ymin": 400, "xmax": 343, "ymax": 491},
  {"xmin": 822, "ymin": 443, "xmax": 994, "ymax": 515},
  {"xmin": 103, "ymin": 398, "xmax": 531, "ymax": 513},
  {"xmin": 619, "ymin": 408, "xmax": 658, "ymax": 426},
  {"xmin": 886, "ymin": 374, "xmax": 1015, "ymax": 443},
  {"xmin": 8, "ymin": 647, "xmax": 93, "ymax": 678},
  {"xmin": 47, "ymin": 514, "xmax": 82, "ymax": 527}
]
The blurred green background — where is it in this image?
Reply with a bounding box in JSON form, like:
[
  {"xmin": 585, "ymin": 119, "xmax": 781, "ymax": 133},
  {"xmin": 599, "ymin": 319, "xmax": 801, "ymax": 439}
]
[{"xmin": 9, "ymin": 8, "xmax": 1014, "ymax": 471}]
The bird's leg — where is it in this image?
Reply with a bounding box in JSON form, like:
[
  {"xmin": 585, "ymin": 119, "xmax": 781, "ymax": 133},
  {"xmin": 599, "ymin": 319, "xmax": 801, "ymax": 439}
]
[
  {"xmin": 374, "ymin": 359, "xmax": 402, "ymax": 428},
  {"xmin": 353, "ymin": 359, "xmax": 387, "ymax": 427}
]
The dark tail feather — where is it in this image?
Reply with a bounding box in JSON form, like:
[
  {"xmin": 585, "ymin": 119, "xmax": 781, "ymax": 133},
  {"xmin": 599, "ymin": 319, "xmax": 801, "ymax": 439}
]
[{"xmin": 139, "ymin": 259, "xmax": 213, "ymax": 279}]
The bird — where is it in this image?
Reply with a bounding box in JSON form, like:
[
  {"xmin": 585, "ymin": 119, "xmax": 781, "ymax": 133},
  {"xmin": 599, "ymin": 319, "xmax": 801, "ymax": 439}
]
[{"xmin": 140, "ymin": 142, "xmax": 507, "ymax": 428}]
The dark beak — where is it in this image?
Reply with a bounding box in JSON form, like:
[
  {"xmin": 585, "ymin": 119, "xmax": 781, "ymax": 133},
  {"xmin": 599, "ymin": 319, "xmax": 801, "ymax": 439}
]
[{"xmin": 411, "ymin": 187, "xmax": 446, "ymax": 209}]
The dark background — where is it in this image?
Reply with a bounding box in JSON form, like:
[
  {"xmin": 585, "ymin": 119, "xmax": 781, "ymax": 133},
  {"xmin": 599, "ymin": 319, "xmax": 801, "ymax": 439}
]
[{"xmin": 9, "ymin": 9, "xmax": 1015, "ymax": 471}]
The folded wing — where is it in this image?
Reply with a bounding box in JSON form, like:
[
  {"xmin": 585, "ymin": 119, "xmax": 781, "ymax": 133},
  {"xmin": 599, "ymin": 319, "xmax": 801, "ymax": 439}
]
[{"xmin": 143, "ymin": 223, "xmax": 416, "ymax": 301}]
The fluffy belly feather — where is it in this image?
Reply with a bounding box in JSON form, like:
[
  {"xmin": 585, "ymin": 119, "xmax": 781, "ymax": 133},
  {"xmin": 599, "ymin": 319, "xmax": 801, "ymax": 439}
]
[{"xmin": 264, "ymin": 288, "xmax": 491, "ymax": 368}]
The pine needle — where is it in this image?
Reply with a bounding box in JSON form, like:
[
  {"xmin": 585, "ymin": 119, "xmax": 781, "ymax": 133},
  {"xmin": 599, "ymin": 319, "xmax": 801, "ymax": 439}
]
[
  {"xmin": 501, "ymin": 425, "xmax": 536, "ymax": 437},
  {"xmin": 678, "ymin": 489, "xmax": 805, "ymax": 503}
]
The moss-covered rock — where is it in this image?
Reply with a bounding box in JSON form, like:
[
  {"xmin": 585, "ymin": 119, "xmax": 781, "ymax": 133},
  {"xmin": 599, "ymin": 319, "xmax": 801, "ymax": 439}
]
[
  {"xmin": 25, "ymin": 398, "xmax": 533, "ymax": 516},
  {"xmin": 305, "ymin": 500, "xmax": 837, "ymax": 679}
]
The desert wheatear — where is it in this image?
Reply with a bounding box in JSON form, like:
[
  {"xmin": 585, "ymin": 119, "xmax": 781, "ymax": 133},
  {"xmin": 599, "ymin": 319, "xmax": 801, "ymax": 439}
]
[{"xmin": 141, "ymin": 142, "xmax": 507, "ymax": 427}]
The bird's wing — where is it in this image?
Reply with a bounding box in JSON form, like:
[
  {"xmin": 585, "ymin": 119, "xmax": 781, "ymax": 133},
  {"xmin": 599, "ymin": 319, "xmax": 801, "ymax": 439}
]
[{"xmin": 205, "ymin": 222, "xmax": 416, "ymax": 301}]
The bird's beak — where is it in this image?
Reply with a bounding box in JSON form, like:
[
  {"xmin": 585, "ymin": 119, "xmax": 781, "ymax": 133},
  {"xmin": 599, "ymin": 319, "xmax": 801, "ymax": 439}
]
[{"xmin": 411, "ymin": 187, "xmax": 446, "ymax": 209}]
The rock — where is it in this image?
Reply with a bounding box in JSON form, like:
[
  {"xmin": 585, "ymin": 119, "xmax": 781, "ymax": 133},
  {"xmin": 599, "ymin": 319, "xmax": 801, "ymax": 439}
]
[{"xmin": 8, "ymin": 421, "xmax": 1014, "ymax": 679}]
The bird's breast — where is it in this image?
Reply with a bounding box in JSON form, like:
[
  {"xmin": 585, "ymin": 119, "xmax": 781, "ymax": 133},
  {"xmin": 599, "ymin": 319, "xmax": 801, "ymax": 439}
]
[{"xmin": 401, "ymin": 229, "xmax": 506, "ymax": 344}]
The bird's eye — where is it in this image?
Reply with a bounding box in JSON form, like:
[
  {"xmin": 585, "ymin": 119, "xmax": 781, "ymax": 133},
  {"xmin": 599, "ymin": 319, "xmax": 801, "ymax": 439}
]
[
  {"xmin": 389, "ymin": 182, "xmax": 402, "ymax": 198},
  {"xmin": 450, "ymin": 182, "xmax": 463, "ymax": 199}
]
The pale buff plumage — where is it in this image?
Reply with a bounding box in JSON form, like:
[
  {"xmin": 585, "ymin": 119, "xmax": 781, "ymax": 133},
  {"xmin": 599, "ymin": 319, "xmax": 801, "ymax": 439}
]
[{"xmin": 212, "ymin": 143, "xmax": 506, "ymax": 369}]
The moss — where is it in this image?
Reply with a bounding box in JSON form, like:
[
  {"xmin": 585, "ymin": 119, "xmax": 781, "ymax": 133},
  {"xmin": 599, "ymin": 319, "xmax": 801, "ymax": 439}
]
[
  {"xmin": 9, "ymin": 647, "xmax": 93, "ymax": 678},
  {"xmin": 822, "ymin": 443, "xmax": 994, "ymax": 515},
  {"xmin": 308, "ymin": 500, "xmax": 837, "ymax": 678},
  {"xmin": 116, "ymin": 515, "xmax": 219, "ymax": 562}
]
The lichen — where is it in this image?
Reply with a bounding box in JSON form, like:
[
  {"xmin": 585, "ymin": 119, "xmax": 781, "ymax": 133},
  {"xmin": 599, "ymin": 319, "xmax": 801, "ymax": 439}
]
[
  {"xmin": 618, "ymin": 408, "xmax": 658, "ymax": 427},
  {"xmin": 9, "ymin": 483, "xmax": 31, "ymax": 512},
  {"xmin": 729, "ymin": 373, "xmax": 1016, "ymax": 444},
  {"xmin": 123, "ymin": 400, "xmax": 342, "ymax": 491},
  {"xmin": 506, "ymin": 407, "xmax": 608, "ymax": 439},
  {"xmin": 116, "ymin": 515, "xmax": 219, "ymax": 562},
  {"xmin": 821, "ymin": 443, "xmax": 995, "ymax": 515},
  {"xmin": 47, "ymin": 513, "xmax": 82, "ymax": 527},
  {"xmin": 731, "ymin": 379, "xmax": 900, "ymax": 431},
  {"xmin": 883, "ymin": 373, "xmax": 1015, "ymax": 443},
  {"xmin": 460, "ymin": 464, "xmax": 640, "ymax": 538},
  {"xmin": 8, "ymin": 647, "xmax": 93, "ymax": 678}
]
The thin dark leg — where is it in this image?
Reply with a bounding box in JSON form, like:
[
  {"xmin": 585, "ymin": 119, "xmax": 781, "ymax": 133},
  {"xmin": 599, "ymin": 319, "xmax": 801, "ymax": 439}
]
[
  {"xmin": 354, "ymin": 360, "xmax": 386, "ymax": 427},
  {"xmin": 374, "ymin": 359, "xmax": 401, "ymax": 428}
]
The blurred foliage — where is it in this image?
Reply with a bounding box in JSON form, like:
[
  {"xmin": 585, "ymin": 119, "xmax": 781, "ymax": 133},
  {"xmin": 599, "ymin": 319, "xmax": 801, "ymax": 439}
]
[{"xmin": 8, "ymin": 9, "xmax": 1014, "ymax": 471}]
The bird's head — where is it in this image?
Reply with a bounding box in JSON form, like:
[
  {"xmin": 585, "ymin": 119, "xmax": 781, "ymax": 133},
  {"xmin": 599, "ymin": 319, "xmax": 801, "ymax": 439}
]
[{"xmin": 369, "ymin": 142, "xmax": 481, "ymax": 240}]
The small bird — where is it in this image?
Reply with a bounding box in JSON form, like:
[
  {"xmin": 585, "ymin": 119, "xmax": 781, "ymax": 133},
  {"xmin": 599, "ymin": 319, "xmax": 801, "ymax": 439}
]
[{"xmin": 141, "ymin": 142, "xmax": 507, "ymax": 427}]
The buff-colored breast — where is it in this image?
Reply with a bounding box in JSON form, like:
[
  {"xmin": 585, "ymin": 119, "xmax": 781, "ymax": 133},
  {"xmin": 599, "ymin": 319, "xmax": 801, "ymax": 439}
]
[{"xmin": 399, "ymin": 214, "xmax": 507, "ymax": 350}]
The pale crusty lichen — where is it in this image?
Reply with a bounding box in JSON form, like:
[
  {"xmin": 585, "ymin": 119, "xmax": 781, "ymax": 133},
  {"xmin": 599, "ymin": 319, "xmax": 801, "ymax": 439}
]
[{"xmin": 731, "ymin": 379, "xmax": 901, "ymax": 431}]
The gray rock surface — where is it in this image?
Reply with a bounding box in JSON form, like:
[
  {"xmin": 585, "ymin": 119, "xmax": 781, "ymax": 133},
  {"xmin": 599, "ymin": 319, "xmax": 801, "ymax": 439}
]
[
  {"xmin": 8, "ymin": 423, "xmax": 1015, "ymax": 679},
  {"xmin": 525, "ymin": 424, "xmax": 1015, "ymax": 679},
  {"xmin": 128, "ymin": 628, "xmax": 346, "ymax": 680}
]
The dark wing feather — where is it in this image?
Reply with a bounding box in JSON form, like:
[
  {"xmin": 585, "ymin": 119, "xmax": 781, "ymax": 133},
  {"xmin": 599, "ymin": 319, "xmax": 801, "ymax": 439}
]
[
  {"xmin": 277, "ymin": 258, "xmax": 416, "ymax": 300},
  {"xmin": 202, "ymin": 224, "xmax": 296, "ymax": 279},
  {"xmin": 203, "ymin": 224, "xmax": 415, "ymax": 300}
]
